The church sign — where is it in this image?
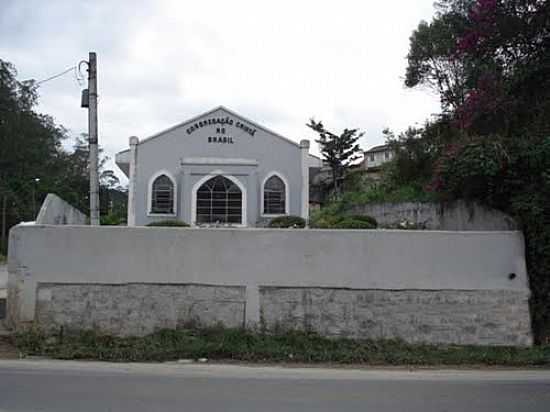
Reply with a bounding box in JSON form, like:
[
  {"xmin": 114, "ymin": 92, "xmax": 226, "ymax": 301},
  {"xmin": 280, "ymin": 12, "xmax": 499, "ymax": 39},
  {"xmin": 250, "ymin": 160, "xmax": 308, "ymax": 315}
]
[
  {"xmin": 208, "ymin": 134, "xmax": 234, "ymax": 144},
  {"xmin": 185, "ymin": 116, "xmax": 257, "ymax": 138}
]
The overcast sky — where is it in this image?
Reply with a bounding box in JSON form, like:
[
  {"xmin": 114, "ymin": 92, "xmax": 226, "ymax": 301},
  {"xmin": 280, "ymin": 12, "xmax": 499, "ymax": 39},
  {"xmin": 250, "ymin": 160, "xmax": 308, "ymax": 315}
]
[{"xmin": 1, "ymin": 0, "xmax": 440, "ymax": 182}]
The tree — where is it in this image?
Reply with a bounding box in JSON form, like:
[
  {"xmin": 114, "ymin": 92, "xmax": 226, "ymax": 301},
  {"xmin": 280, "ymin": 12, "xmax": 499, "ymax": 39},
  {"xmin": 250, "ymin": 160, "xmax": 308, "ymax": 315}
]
[
  {"xmin": 403, "ymin": 0, "xmax": 550, "ymax": 342},
  {"xmin": 307, "ymin": 120, "xmax": 363, "ymax": 196},
  {"xmin": 455, "ymin": 0, "xmax": 550, "ymax": 137},
  {"xmin": 0, "ymin": 59, "xmax": 66, "ymax": 251},
  {"xmin": 0, "ymin": 58, "xmax": 127, "ymax": 252},
  {"xmin": 406, "ymin": 0, "xmax": 550, "ymax": 137},
  {"xmin": 405, "ymin": 11, "xmax": 470, "ymax": 112}
]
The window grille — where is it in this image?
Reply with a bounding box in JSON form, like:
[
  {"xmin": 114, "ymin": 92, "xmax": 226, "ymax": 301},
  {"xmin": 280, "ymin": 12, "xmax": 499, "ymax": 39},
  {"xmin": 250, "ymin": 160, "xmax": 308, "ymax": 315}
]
[
  {"xmin": 151, "ymin": 175, "xmax": 174, "ymax": 214},
  {"xmin": 263, "ymin": 175, "xmax": 286, "ymax": 215},
  {"xmin": 196, "ymin": 175, "xmax": 242, "ymax": 224}
]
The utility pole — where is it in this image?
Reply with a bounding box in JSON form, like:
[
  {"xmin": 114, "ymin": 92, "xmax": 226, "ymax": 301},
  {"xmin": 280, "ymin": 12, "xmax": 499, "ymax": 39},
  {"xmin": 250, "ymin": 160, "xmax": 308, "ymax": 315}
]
[
  {"xmin": 31, "ymin": 177, "xmax": 40, "ymax": 219},
  {"xmin": 87, "ymin": 52, "xmax": 100, "ymax": 225},
  {"xmin": 1, "ymin": 194, "xmax": 6, "ymax": 253},
  {"xmin": 31, "ymin": 184, "xmax": 35, "ymax": 219}
]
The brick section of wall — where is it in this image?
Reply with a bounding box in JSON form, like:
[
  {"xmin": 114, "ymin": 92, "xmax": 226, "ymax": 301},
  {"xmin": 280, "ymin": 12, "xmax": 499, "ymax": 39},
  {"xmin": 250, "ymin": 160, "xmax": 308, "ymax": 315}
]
[
  {"xmin": 259, "ymin": 287, "xmax": 532, "ymax": 346},
  {"xmin": 35, "ymin": 283, "xmax": 246, "ymax": 336}
]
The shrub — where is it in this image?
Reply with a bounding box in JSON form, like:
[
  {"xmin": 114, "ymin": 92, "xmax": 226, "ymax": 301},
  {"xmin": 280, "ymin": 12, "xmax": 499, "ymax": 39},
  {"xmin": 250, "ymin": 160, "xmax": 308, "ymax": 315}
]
[
  {"xmin": 345, "ymin": 214, "xmax": 378, "ymax": 227},
  {"xmin": 309, "ymin": 216, "xmax": 338, "ymax": 229},
  {"xmin": 268, "ymin": 215, "xmax": 306, "ymax": 228},
  {"xmin": 310, "ymin": 213, "xmax": 377, "ymax": 229},
  {"xmin": 430, "ymin": 138, "xmax": 509, "ymax": 202},
  {"xmin": 100, "ymin": 214, "xmax": 125, "ymax": 226},
  {"xmin": 342, "ymin": 169, "xmax": 377, "ymax": 192},
  {"xmin": 331, "ymin": 217, "xmax": 377, "ymax": 229},
  {"xmin": 146, "ymin": 220, "xmax": 190, "ymax": 227}
]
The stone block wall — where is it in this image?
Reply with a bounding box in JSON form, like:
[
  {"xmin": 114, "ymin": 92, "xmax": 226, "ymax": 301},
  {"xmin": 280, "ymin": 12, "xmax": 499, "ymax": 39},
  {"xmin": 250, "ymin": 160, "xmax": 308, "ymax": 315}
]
[
  {"xmin": 260, "ymin": 287, "xmax": 532, "ymax": 346},
  {"xmin": 35, "ymin": 283, "xmax": 246, "ymax": 336},
  {"xmin": 30, "ymin": 283, "xmax": 533, "ymax": 345}
]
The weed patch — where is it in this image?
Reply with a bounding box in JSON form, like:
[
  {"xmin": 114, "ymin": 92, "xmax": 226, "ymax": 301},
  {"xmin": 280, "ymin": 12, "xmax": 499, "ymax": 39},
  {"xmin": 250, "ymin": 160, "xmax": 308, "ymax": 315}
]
[{"xmin": 15, "ymin": 326, "xmax": 550, "ymax": 366}]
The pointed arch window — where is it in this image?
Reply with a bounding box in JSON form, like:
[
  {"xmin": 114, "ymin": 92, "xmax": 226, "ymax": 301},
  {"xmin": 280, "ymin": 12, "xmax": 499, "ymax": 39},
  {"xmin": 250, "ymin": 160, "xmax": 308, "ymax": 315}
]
[
  {"xmin": 263, "ymin": 175, "xmax": 286, "ymax": 215},
  {"xmin": 150, "ymin": 174, "xmax": 174, "ymax": 214}
]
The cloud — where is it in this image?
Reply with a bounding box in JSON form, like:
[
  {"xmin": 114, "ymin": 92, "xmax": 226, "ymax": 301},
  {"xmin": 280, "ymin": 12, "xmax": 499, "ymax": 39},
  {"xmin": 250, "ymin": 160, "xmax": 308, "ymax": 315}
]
[{"xmin": 0, "ymin": 0, "xmax": 440, "ymax": 183}]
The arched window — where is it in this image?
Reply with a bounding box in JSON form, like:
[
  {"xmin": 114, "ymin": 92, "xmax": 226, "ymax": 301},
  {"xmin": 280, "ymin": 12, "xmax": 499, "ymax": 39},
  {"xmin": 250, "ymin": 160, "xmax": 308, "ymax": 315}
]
[
  {"xmin": 263, "ymin": 175, "xmax": 286, "ymax": 215},
  {"xmin": 196, "ymin": 175, "xmax": 242, "ymax": 224},
  {"xmin": 150, "ymin": 174, "xmax": 174, "ymax": 214}
]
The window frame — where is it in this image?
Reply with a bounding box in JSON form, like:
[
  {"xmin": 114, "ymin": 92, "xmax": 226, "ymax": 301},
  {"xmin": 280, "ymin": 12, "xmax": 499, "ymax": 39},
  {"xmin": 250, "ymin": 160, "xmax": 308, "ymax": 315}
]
[
  {"xmin": 147, "ymin": 170, "xmax": 177, "ymax": 217},
  {"xmin": 196, "ymin": 175, "xmax": 243, "ymax": 225},
  {"xmin": 191, "ymin": 171, "xmax": 247, "ymax": 227},
  {"xmin": 261, "ymin": 171, "xmax": 289, "ymax": 217}
]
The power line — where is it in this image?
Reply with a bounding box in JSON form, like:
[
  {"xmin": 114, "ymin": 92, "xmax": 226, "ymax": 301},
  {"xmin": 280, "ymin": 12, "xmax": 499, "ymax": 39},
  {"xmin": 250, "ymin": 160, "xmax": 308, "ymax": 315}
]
[{"xmin": 35, "ymin": 66, "xmax": 76, "ymax": 85}]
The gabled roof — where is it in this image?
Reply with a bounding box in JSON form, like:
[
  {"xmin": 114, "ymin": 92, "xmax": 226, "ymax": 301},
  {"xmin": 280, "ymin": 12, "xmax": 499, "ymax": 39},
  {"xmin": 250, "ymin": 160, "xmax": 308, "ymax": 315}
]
[
  {"xmin": 364, "ymin": 144, "xmax": 390, "ymax": 154},
  {"xmin": 133, "ymin": 105, "xmax": 301, "ymax": 149}
]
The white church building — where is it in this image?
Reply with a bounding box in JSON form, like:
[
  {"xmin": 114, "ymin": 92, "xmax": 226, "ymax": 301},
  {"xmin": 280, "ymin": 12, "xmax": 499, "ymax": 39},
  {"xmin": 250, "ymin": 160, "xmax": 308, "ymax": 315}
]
[{"xmin": 116, "ymin": 106, "xmax": 322, "ymax": 227}]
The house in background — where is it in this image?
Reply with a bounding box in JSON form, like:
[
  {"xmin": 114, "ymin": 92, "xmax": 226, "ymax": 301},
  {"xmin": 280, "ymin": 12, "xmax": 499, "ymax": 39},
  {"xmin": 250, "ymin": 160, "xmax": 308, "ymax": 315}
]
[
  {"xmin": 116, "ymin": 106, "xmax": 322, "ymax": 227},
  {"xmin": 362, "ymin": 144, "xmax": 394, "ymax": 170}
]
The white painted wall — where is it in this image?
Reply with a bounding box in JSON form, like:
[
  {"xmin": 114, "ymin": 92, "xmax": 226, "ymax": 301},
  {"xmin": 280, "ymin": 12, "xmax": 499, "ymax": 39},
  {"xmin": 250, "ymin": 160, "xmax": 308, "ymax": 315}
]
[
  {"xmin": 364, "ymin": 150, "xmax": 393, "ymax": 169},
  {"xmin": 117, "ymin": 107, "xmax": 306, "ymax": 226},
  {"xmin": 8, "ymin": 225, "xmax": 529, "ymax": 325},
  {"xmin": 35, "ymin": 194, "xmax": 87, "ymax": 225}
]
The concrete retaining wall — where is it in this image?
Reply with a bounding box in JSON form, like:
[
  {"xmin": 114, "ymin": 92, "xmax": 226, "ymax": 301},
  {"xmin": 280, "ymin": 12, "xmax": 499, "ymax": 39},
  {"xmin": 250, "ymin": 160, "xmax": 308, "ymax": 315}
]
[
  {"xmin": 349, "ymin": 200, "xmax": 517, "ymax": 230},
  {"xmin": 36, "ymin": 194, "xmax": 87, "ymax": 225},
  {"xmin": 7, "ymin": 225, "xmax": 532, "ymax": 345}
]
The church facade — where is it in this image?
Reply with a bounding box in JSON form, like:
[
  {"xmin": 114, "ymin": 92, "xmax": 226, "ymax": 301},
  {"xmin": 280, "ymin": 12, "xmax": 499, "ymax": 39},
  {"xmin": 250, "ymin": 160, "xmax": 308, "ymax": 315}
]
[{"xmin": 116, "ymin": 106, "xmax": 320, "ymax": 227}]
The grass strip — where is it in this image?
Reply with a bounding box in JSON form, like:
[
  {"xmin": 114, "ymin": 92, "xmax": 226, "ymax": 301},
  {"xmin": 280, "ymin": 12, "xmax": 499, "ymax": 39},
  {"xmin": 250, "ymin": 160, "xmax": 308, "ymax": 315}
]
[{"xmin": 15, "ymin": 326, "xmax": 550, "ymax": 366}]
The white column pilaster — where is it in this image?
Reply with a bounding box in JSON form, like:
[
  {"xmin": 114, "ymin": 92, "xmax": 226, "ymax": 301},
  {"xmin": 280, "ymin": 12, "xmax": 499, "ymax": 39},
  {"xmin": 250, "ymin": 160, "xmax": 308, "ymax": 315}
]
[
  {"xmin": 127, "ymin": 136, "xmax": 139, "ymax": 226},
  {"xmin": 300, "ymin": 139, "xmax": 310, "ymax": 221}
]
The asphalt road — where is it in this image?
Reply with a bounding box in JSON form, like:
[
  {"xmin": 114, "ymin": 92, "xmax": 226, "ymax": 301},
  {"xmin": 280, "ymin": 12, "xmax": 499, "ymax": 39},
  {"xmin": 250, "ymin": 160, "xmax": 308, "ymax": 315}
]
[{"xmin": 1, "ymin": 360, "xmax": 549, "ymax": 412}]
